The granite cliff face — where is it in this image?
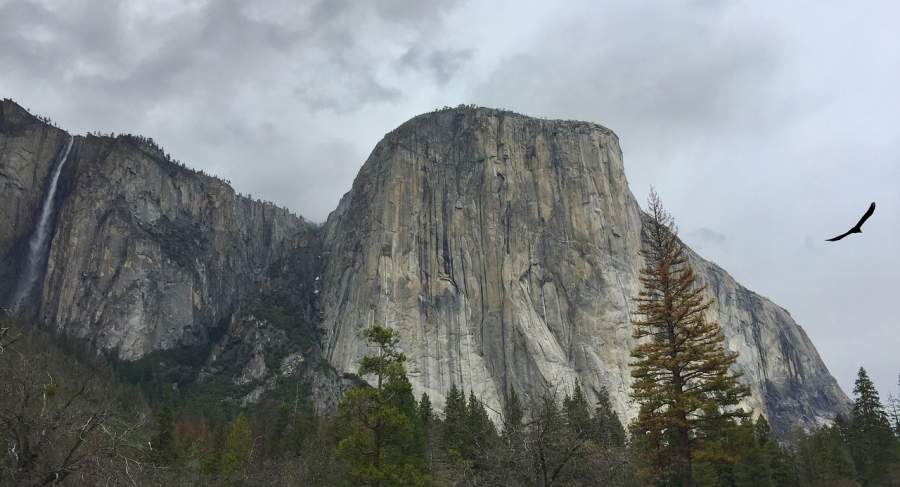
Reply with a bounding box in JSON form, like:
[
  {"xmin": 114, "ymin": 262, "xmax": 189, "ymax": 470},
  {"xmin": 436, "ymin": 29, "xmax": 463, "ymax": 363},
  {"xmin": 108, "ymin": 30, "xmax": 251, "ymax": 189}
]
[
  {"xmin": 0, "ymin": 101, "xmax": 66, "ymax": 300},
  {"xmin": 0, "ymin": 99, "xmax": 312, "ymax": 359},
  {"xmin": 1, "ymin": 99, "xmax": 848, "ymax": 432},
  {"xmin": 1, "ymin": 99, "xmax": 347, "ymax": 411},
  {"xmin": 320, "ymin": 107, "xmax": 848, "ymax": 433}
]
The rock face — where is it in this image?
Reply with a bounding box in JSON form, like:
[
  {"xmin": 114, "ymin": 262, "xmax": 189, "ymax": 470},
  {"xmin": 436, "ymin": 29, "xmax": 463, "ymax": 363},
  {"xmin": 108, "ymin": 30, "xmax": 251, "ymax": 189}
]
[
  {"xmin": 320, "ymin": 107, "xmax": 848, "ymax": 433},
  {"xmin": 0, "ymin": 99, "xmax": 312, "ymax": 359},
  {"xmin": 1, "ymin": 99, "xmax": 848, "ymax": 433},
  {"xmin": 0, "ymin": 101, "xmax": 67, "ymax": 300}
]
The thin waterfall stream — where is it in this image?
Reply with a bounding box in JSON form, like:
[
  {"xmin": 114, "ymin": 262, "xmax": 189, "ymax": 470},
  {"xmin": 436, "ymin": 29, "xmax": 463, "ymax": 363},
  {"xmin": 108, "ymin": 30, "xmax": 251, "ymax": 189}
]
[{"xmin": 10, "ymin": 135, "xmax": 74, "ymax": 312}]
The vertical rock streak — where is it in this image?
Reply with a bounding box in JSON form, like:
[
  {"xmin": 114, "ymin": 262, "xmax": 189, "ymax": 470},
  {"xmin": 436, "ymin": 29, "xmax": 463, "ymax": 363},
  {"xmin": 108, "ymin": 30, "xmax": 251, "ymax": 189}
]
[{"xmin": 11, "ymin": 135, "xmax": 73, "ymax": 311}]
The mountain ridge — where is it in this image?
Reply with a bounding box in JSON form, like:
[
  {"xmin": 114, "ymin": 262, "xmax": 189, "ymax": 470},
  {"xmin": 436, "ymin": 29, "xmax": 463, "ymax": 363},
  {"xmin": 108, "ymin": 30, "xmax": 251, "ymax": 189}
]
[{"xmin": 0, "ymin": 98, "xmax": 849, "ymax": 433}]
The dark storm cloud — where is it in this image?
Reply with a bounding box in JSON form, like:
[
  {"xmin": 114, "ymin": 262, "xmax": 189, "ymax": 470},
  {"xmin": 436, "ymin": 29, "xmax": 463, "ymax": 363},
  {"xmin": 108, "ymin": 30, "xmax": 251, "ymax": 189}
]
[{"xmin": 1, "ymin": 0, "xmax": 897, "ymax": 397}]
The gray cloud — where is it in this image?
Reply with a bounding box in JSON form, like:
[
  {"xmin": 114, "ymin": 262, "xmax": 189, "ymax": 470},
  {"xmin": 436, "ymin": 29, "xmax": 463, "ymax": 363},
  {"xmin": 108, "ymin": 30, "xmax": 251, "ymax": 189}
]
[
  {"xmin": 397, "ymin": 46, "xmax": 473, "ymax": 84},
  {"xmin": 686, "ymin": 227, "xmax": 730, "ymax": 253},
  {"xmin": 1, "ymin": 0, "xmax": 898, "ymax": 397}
]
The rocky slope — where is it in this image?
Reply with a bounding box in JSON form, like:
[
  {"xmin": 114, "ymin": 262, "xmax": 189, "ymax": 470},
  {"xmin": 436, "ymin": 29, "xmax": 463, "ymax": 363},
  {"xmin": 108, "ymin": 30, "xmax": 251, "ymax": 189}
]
[
  {"xmin": 0, "ymin": 99, "xmax": 848, "ymax": 433},
  {"xmin": 320, "ymin": 106, "xmax": 848, "ymax": 433}
]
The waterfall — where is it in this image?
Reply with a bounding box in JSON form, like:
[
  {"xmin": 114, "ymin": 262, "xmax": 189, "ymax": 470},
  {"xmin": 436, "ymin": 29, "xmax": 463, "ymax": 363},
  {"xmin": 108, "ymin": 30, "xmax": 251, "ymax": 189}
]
[{"xmin": 10, "ymin": 135, "xmax": 74, "ymax": 312}]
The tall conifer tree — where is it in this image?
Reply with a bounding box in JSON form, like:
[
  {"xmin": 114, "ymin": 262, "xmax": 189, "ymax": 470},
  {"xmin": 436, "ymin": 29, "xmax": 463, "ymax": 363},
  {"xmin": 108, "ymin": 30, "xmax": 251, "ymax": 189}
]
[
  {"xmin": 887, "ymin": 393, "xmax": 900, "ymax": 438},
  {"xmin": 629, "ymin": 190, "xmax": 749, "ymax": 486},
  {"xmin": 594, "ymin": 386, "xmax": 626, "ymax": 447},
  {"xmin": 502, "ymin": 387, "xmax": 524, "ymax": 441},
  {"xmin": 848, "ymin": 367, "xmax": 896, "ymax": 485},
  {"xmin": 336, "ymin": 325, "xmax": 426, "ymax": 486},
  {"xmin": 151, "ymin": 385, "xmax": 178, "ymax": 465},
  {"xmin": 443, "ymin": 383, "xmax": 468, "ymax": 459}
]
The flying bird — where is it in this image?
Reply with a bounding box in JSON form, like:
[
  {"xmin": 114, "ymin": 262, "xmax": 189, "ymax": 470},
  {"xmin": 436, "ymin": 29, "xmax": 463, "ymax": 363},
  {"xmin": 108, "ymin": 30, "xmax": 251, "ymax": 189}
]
[{"xmin": 826, "ymin": 202, "xmax": 875, "ymax": 241}]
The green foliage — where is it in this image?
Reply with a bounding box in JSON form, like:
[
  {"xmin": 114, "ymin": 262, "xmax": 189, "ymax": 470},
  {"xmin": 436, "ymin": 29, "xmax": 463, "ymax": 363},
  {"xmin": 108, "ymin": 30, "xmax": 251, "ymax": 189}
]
[
  {"xmin": 151, "ymin": 385, "xmax": 178, "ymax": 465},
  {"xmin": 500, "ymin": 386, "xmax": 631, "ymax": 487},
  {"xmin": 220, "ymin": 413, "xmax": 253, "ymax": 480},
  {"xmin": 502, "ymin": 387, "xmax": 525, "ymax": 440},
  {"xmin": 335, "ymin": 324, "xmax": 427, "ymax": 486},
  {"xmin": 465, "ymin": 391, "xmax": 499, "ymax": 474},
  {"xmin": 594, "ymin": 386, "xmax": 627, "ymax": 448},
  {"xmin": 563, "ymin": 383, "xmax": 592, "ymax": 438},
  {"xmin": 442, "ymin": 383, "xmax": 468, "ymax": 458},
  {"xmin": 630, "ymin": 190, "xmax": 750, "ymax": 486},
  {"xmin": 791, "ymin": 417, "xmax": 859, "ymax": 486},
  {"xmin": 6, "ymin": 315, "xmax": 900, "ymax": 486},
  {"xmin": 848, "ymin": 368, "xmax": 897, "ymax": 485},
  {"xmin": 886, "ymin": 393, "xmax": 900, "ymax": 438},
  {"xmin": 418, "ymin": 393, "xmax": 435, "ymax": 474},
  {"xmin": 693, "ymin": 416, "xmax": 796, "ymax": 487},
  {"xmin": 418, "ymin": 392, "xmax": 433, "ymax": 427}
]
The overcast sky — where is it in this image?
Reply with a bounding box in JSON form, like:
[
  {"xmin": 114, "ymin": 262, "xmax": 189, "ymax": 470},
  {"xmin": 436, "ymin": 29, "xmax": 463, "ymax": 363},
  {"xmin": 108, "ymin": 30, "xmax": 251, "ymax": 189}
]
[{"xmin": 2, "ymin": 0, "xmax": 897, "ymax": 397}]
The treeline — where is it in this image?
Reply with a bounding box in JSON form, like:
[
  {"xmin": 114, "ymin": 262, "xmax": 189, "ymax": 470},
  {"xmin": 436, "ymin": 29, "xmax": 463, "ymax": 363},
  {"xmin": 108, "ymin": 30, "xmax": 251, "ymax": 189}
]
[{"xmin": 3, "ymin": 317, "xmax": 899, "ymax": 486}]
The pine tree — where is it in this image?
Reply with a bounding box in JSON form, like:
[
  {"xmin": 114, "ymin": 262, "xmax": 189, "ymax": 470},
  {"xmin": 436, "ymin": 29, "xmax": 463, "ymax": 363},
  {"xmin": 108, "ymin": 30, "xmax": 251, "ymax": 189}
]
[
  {"xmin": 418, "ymin": 392, "xmax": 433, "ymax": 427},
  {"xmin": 418, "ymin": 393, "xmax": 435, "ymax": 473},
  {"xmin": 593, "ymin": 386, "xmax": 626, "ymax": 448},
  {"xmin": 151, "ymin": 385, "xmax": 178, "ymax": 465},
  {"xmin": 499, "ymin": 387, "xmax": 526, "ymax": 484},
  {"xmin": 221, "ymin": 413, "xmax": 253, "ymax": 481},
  {"xmin": 754, "ymin": 416, "xmax": 798, "ymax": 487},
  {"xmin": 712, "ymin": 416, "xmax": 798, "ymax": 487},
  {"xmin": 466, "ymin": 392, "xmax": 496, "ymax": 447},
  {"xmin": 591, "ymin": 387, "xmax": 631, "ymax": 486},
  {"xmin": 629, "ymin": 190, "xmax": 750, "ymax": 486},
  {"xmin": 792, "ymin": 417, "xmax": 857, "ymax": 486},
  {"xmin": 465, "ymin": 391, "xmax": 498, "ymax": 474},
  {"xmin": 562, "ymin": 383, "xmax": 609, "ymax": 485},
  {"xmin": 563, "ymin": 382, "xmax": 592, "ymax": 439},
  {"xmin": 888, "ymin": 373, "xmax": 900, "ymax": 438},
  {"xmin": 887, "ymin": 393, "xmax": 900, "ymax": 438},
  {"xmin": 443, "ymin": 383, "xmax": 468, "ymax": 459},
  {"xmin": 336, "ymin": 325, "xmax": 426, "ymax": 486},
  {"xmin": 848, "ymin": 367, "xmax": 896, "ymax": 485},
  {"xmin": 502, "ymin": 387, "xmax": 525, "ymax": 441},
  {"xmin": 528, "ymin": 393, "xmax": 567, "ymax": 486}
]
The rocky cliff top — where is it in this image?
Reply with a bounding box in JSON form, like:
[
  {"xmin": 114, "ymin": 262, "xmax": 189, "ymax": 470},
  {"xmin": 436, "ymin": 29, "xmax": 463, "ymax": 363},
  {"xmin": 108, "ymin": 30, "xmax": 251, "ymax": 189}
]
[
  {"xmin": 395, "ymin": 104, "xmax": 619, "ymax": 138},
  {"xmin": 0, "ymin": 98, "xmax": 48, "ymax": 131}
]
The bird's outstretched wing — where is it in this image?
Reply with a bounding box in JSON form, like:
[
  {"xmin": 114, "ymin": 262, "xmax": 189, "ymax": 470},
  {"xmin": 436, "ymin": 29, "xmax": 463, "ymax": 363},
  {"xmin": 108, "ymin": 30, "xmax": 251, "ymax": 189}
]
[
  {"xmin": 852, "ymin": 202, "xmax": 876, "ymax": 230},
  {"xmin": 825, "ymin": 202, "xmax": 876, "ymax": 241},
  {"xmin": 826, "ymin": 230, "xmax": 852, "ymax": 242}
]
